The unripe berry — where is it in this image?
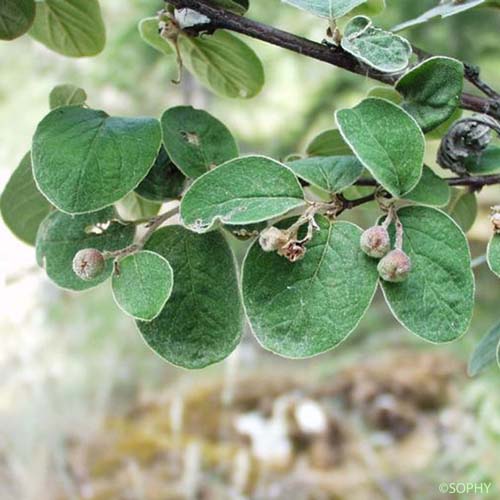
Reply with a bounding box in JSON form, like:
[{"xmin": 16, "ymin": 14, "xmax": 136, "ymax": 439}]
[
  {"xmin": 72, "ymin": 248, "xmax": 105, "ymax": 281},
  {"xmin": 259, "ymin": 226, "xmax": 289, "ymax": 252},
  {"xmin": 360, "ymin": 226, "xmax": 391, "ymax": 259},
  {"xmin": 377, "ymin": 249, "xmax": 412, "ymax": 283}
]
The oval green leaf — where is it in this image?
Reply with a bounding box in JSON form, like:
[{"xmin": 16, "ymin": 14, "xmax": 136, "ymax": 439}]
[
  {"xmin": 138, "ymin": 17, "xmax": 173, "ymax": 56},
  {"xmin": 0, "ymin": 0, "xmax": 35, "ymax": 40},
  {"xmin": 468, "ymin": 321, "xmax": 500, "ymax": 376},
  {"xmin": 178, "ymin": 30, "xmax": 265, "ymax": 99},
  {"xmin": 287, "ymin": 156, "xmax": 364, "ymax": 194},
  {"xmin": 115, "ymin": 192, "xmax": 161, "ymax": 221},
  {"xmin": 137, "ymin": 226, "xmax": 243, "ymax": 369},
  {"xmin": 29, "ymin": 0, "xmax": 106, "ymax": 57},
  {"xmin": 112, "ymin": 251, "xmax": 173, "ymax": 321},
  {"xmin": 135, "ymin": 146, "xmax": 186, "ymax": 202},
  {"xmin": 404, "ymin": 165, "xmax": 451, "ymax": 207},
  {"xmin": 396, "ymin": 57, "xmax": 464, "ymax": 132},
  {"xmin": 335, "ymin": 98, "xmax": 425, "ymax": 197},
  {"xmin": 306, "ymin": 129, "xmax": 353, "ymax": 157},
  {"xmin": 242, "ymin": 217, "xmax": 379, "ymax": 358},
  {"xmin": 161, "ymin": 106, "xmax": 238, "ymax": 178},
  {"xmin": 381, "ymin": 206, "xmax": 474, "ymax": 343},
  {"xmin": 445, "ymin": 188, "xmax": 478, "ymax": 232},
  {"xmin": 49, "ymin": 84, "xmax": 87, "ymax": 110},
  {"xmin": 180, "ymin": 156, "xmax": 305, "ymax": 233},
  {"xmin": 36, "ymin": 207, "xmax": 135, "ymax": 291},
  {"xmin": 283, "ymin": 0, "xmax": 366, "ymax": 19},
  {"xmin": 32, "ymin": 106, "xmax": 161, "ymax": 214},
  {"xmin": 1, "ymin": 152, "xmax": 52, "ymax": 246},
  {"xmin": 367, "ymin": 86, "xmax": 402, "ymax": 104},
  {"xmin": 487, "ymin": 234, "xmax": 500, "ymax": 277},
  {"xmin": 341, "ymin": 16, "xmax": 412, "ymax": 73}
]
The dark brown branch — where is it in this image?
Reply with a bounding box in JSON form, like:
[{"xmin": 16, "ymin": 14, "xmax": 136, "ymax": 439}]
[
  {"xmin": 167, "ymin": 0, "xmax": 500, "ymax": 120},
  {"xmin": 355, "ymin": 174, "xmax": 500, "ymax": 189}
]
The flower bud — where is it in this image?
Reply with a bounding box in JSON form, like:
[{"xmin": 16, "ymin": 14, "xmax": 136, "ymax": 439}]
[
  {"xmin": 377, "ymin": 249, "xmax": 412, "ymax": 283},
  {"xmin": 278, "ymin": 241, "xmax": 307, "ymax": 262},
  {"xmin": 491, "ymin": 212, "xmax": 500, "ymax": 234},
  {"xmin": 360, "ymin": 226, "xmax": 391, "ymax": 259},
  {"xmin": 72, "ymin": 248, "xmax": 105, "ymax": 281},
  {"xmin": 259, "ymin": 226, "xmax": 289, "ymax": 252}
]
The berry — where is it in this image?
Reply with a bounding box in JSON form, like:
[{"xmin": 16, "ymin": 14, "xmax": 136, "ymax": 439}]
[
  {"xmin": 72, "ymin": 248, "xmax": 105, "ymax": 281},
  {"xmin": 360, "ymin": 226, "xmax": 391, "ymax": 259},
  {"xmin": 259, "ymin": 226, "xmax": 289, "ymax": 252},
  {"xmin": 377, "ymin": 249, "xmax": 412, "ymax": 283}
]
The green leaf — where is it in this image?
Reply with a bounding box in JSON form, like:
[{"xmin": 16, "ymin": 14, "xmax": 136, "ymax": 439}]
[
  {"xmin": 242, "ymin": 217, "xmax": 379, "ymax": 358},
  {"xmin": 487, "ymin": 234, "xmax": 500, "ymax": 277},
  {"xmin": 404, "ymin": 166, "xmax": 451, "ymax": 207},
  {"xmin": 335, "ymin": 98, "xmax": 425, "ymax": 197},
  {"xmin": 49, "ymin": 84, "xmax": 87, "ymax": 109},
  {"xmin": 178, "ymin": 30, "xmax": 265, "ymax": 99},
  {"xmin": 381, "ymin": 206, "xmax": 474, "ymax": 343},
  {"xmin": 306, "ymin": 129, "xmax": 353, "ymax": 157},
  {"xmin": 393, "ymin": 0, "xmax": 486, "ymax": 32},
  {"xmin": 208, "ymin": 0, "xmax": 249, "ymax": 14},
  {"xmin": 283, "ymin": 0, "xmax": 366, "ymax": 19},
  {"xmin": 0, "ymin": 0, "xmax": 35, "ymax": 40},
  {"xmin": 161, "ymin": 106, "xmax": 238, "ymax": 178},
  {"xmin": 468, "ymin": 321, "xmax": 500, "ymax": 376},
  {"xmin": 396, "ymin": 57, "xmax": 464, "ymax": 133},
  {"xmin": 445, "ymin": 188, "xmax": 477, "ymax": 232},
  {"xmin": 36, "ymin": 207, "xmax": 135, "ymax": 291},
  {"xmin": 137, "ymin": 226, "xmax": 243, "ymax": 369},
  {"xmin": 287, "ymin": 156, "xmax": 364, "ymax": 193},
  {"xmin": 350, "ymin": 0, "xmax": 385, "ymax": 16},
  {"xmin": 425, "ymin": 108, "xmax": 462, "ymax": 141},
  {"xmin": 341, "ymin": 16, "xmax": 412, "ymax": 73},
  {"xmin": 180, "ymin": 156, "xmax": 305, "ymax": 233},
  {"xmin": 367, "ymin": 86, "xmax": 402, "ymax": 104},
  {"xmin": 32, "ymin": 106, "xmax": 161, "ymax": 214},
  {"xmin": 138, "ymin": 17, "xmax": 173, "ymax": 56},
  {"xmin": 112, "ymin": 251, "xmax": 173, "ymax": 321},
  {"xmin": 0, "ymin": 152, "xmax": 52, "ymax": 246},
  {"xmin": 29, "ymin": 0, "xmax": 106, "ymax": 57},
  {"xmin": 135, "ymin": 146, "xmax": 186, "ymax": 202},
  {"xmin": 465, "ymin": 146, "xmax": 500, "ymax": 174},
  {"xmin": 115, "ymin": 192, "xmax": 161, "ymax": 221}
]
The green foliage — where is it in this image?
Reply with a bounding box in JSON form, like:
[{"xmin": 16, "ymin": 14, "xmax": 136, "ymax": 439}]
[
  {"xmin": 180, "ymin": 156, "xmax": 305, "ymax": 232},
  {"xmin": 178, "ymin": 30, "xmax": 265, "ymax": 98},
  {"xmin": 445, "ymin": 189, "xmax": 478, "ymax": 232},
  {"xmin": 161, "ymin": 106, "xmax": 238, "ymax": 178},
  {"xmin": 138, "ymin": 226, "xmax": 243, "ymax": 369},
  {"xmin": 135, "ymin": 147, "xmax": 186, "ymax": 202},
  {"xmin": 49, "ymin": 84, "xmax": 87, "ymax": 109},
  {"xmin": 36, "ymin": 208, "xmax": 135, "ymax": 291},
  {"xmin": 29, "ymin": 0, "xmax": 106, "ymax": 57},
  {"xmin": 396, "ymin": 57, "xmax": 464, "ymax": 133},
  {"xmin": 468, "ymin": 321, "xmax": 500, "ymax": 376},
  {"xmin": 112, "ymin": 251, "xmax": 174, "ymax": 321},
  {"xmin": 32, "ymin": 106, "xmax": 161, "ymax": 214},
  {"xmin": 115, "ymin": 193, "xmax": 162, "ymax": 221},
  {"xmin": 487, "ymin": 235, "xmax": 500, "ymax": 277},
  {"xmin": 341, "ymin": 16, "xmax": 412, "ymax": 73},
  {"xmin": 306, "ymin": 129, "xmax": 353, "ymax": 157},
  {"xmin": 0, "ymin": 0, "xmax": 35, "ymax": 41},
  {"xmin": 287, "ymin": 156, "xmax": 364, "ymax": 194},
  {"xmin": 381, "ymin": 206, "xmax": 474, "ymax": 343},
  {"xmin": 465, "ymin": 146, "xmax": 500, "ymax": 174},
  {"xmin": 404, "ymin": 166, "xmax": 451, "ymax": 207},
  {"xmin": 242, "ymin": 218, "xmax": 379, "ymax": 357},
  {"xmin": 0, "ymin": 152, "xmax": 52, "ymax": 246},
  {"xmin": 336, "ymin": 98, "xmax": 424, "ymax": 197},
  {"xmin": 138, "ymin": 17, "xmax": 174, "ymax": 56},
  {"xmin": 283, "ymin": 0, "xmax": 366, "ymax": 19},
  {"xmin": 209, "ymin": 0, "xmax": 249, "ymax": 14}
]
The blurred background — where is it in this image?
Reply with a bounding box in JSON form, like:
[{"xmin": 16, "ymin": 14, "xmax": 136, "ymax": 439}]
[{"xmin": 1, "ymin": 1, "xmax": 500, "ymax": 498}]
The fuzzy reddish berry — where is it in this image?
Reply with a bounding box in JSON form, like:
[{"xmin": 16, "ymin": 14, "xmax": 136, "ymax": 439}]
[
  {"xmin": 360, "ymin": 226, "xmax": 391, "ymax": 259},
  {"xmin": 72, "ymin": 248, "xmax": 105, "ymax": 281},
  {"xmin": 377, "ymin": 249, "xmax": 412, "ymax": 283},
  {"xmin": 259, "ymin": 226, "xmax": 289, "ymax": 252}
]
